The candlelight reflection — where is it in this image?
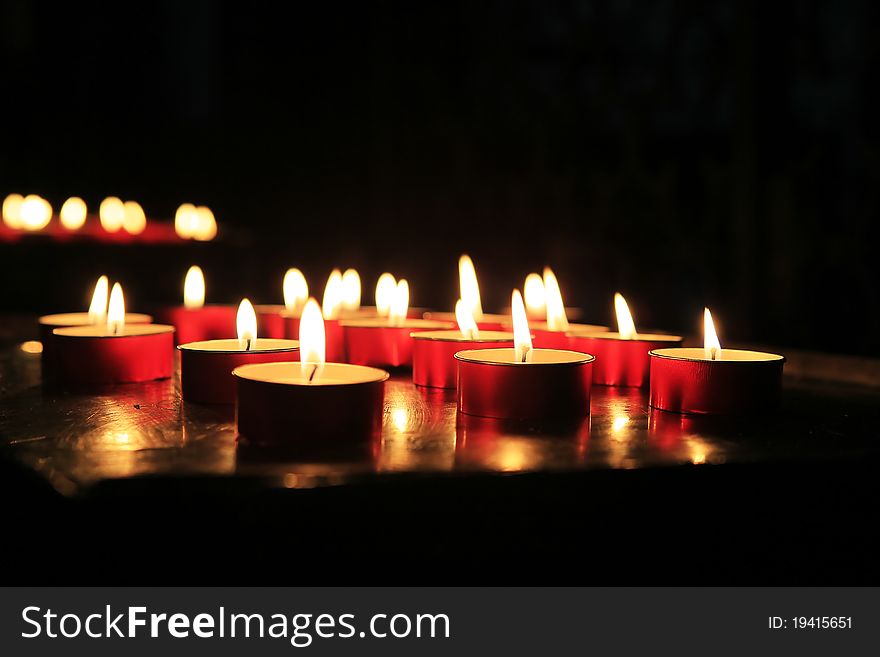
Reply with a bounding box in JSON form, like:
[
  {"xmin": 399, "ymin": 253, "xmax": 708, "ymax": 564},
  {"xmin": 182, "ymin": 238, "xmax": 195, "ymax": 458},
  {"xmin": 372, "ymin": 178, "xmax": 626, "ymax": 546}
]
[{"xmin": 20, "ymin": 340, "xmax": 43, "ymax": 354}]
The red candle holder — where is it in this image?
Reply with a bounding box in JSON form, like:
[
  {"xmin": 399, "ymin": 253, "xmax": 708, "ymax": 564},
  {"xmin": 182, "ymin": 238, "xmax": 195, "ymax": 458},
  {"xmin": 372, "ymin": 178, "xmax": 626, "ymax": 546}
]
[
  {"xmin": 568, "ymin": 332, "xmax": 683, "ymax": 387},
  {"xmin": 649, "ymin": 348, "xmax": 786, "ymax": 414},
  {"xmin": 455, "ymin": 348, "xmax": 595, "ymax": 420},
  {"xmin": 283, "ymin": 311, "xmax": 302, "ymax": 340},
  {"xmin": 38, "ymin": 312, "xmax": 151, "ymax": 379},
  {"xmin": 422, "ymin": 311, "xmax": 508, "ymax": 331},
  {"xmin": 234, "ymin": 362, "xmax": 389, "ymax": 445},
  {"xmin": 411, "ymin": 330, "xmax": 514, "ymax": 389},
  {"xmin": 324, "ymin": 318, "xmax": 346, "ymax": 362},
  {"xmin": 254, "ymin": 305, "xmax": 288, "ymax": 339},
  {"xmin": 52, "ymin": 324, "xmax": 175, "ymax": 385},
  {"xmin": 179, "ymin": 338, "xmax": 299, "ymax": 404},
  {"xmin": 502, "ymin": 321, "xmax": 609, "ymax": 349},
  {"xmin": 342, "ymin": 319, "xmax": 453, "ymax": 368},
  {"xmin": 153, "ymin": 305, "xmax": 236, "ymax": 345}
]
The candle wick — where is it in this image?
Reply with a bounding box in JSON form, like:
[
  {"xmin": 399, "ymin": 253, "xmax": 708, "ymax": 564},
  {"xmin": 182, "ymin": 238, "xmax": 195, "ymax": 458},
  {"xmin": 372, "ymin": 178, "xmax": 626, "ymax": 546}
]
[
  {"xmin": 308, "ymin": 364, "xmax": 318, "ymax": 382},
  {"xmin": 246, "ymin": 338, "xmax": 252, "ymax": 351},
  {"xmin": 520, "ymin": 345, "xmax": 530, "ymax": 363}
]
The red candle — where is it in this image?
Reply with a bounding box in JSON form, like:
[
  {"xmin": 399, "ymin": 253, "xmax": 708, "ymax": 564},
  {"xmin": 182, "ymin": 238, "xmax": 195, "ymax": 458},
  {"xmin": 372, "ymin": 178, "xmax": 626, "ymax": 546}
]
[
  {"xmin": 649, "ymin": 309, "xmax": 785, "ymax": 414},
  {"xmin": 234, "ymin": 299, "xmax": 388, "ymax": 445},
  {"xmin": 52, "ymin": 284, "xmax": 174, "ymax": 385},
  {"xmin": 154, "ymin": 267, "xmax": 235, "ymax": 345},
  {"xmin": 567, "ymin": 294, "xmax": 682, "ymax": 387},
  {"xmin": 455, "ymin": 290, "xmax": 595, "ymax": 420},
  {"xmin": 422, "ymin": 311, "xmax": 508, "ymax": 331},
  {"xmin": 179, "ymin": 299, "xmax": 299, "ymax": 404}
]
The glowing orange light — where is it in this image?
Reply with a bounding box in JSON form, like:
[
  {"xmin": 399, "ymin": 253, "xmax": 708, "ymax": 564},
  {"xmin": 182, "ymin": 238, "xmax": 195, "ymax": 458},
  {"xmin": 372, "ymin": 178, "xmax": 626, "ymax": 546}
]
[
  {"xmin": 107, "ymin": 283, "xmax": 125, "ymax": 334},
  {"xmin": 59, "ymin": 197, "xmax": 87, "ymax": 230},
  {"xmin": 543, "ymin": 267, "xmax": 569, "ymax": 331},
  {"xmin": 183, "ymin": 266, "xmax": 205, "ymax": 309},
  {"xmin": 299, "ymin": 298, "xmax": 326, "ymax": 381},
  {"xmin": 704, "ymin": 308, "xmax": 721, "ymax": 360},
  {"xmin": 614, "ymin": 293, "xmax": 638, "ymax": 340},
  {"xmin": 511, "ymin": 289, "xmax": 532, "ymax": 363},
  {"xmin": 237, "ymin": 298, "xmax": 257, "ymax": 350}
]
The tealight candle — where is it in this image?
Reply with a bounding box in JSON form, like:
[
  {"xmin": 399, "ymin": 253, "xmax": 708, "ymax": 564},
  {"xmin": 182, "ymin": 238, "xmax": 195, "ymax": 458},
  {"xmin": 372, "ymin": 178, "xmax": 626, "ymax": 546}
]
[
  {"xmin": 411, "ymin": 300, "xmax": 515, "ymax": 388},
  {"xmin": 422, "ymin": 254, "xmax": 508, "ymax": 329},
  {"xmin": 178, "ymin": 299, "xmax": 299, "ymax": 404},
  {"xmin": 503, "ymin": 268, "xmax": 608, "ymax": 347},
  {"xmin": 568, "ymin": 293, "xmax": 683, "ymax": 387},
  {"xmin": 341, "ymin": 279, "xmax": 453, "ymax": 367},
  {"xmin": 320, "ymin": 269, "xmax": 350, "ymax": 361},
  {"xmin": 38, "ymin": 275, "xmax": 152, "ymax": 378},
  {"xmin": 53, "ymin": 283, "xmax": 175, "ymax": 385},
  {"xmin": 154, "ymin": 266, "xmax": 236, "ymax": 345},
  {"xmin": 254, "ymin": 268, "xmax": 309, "ymax": 339},
  {"xmin": 455, "ymin": 289, "xmax": 595, "ymax": 420},
  {"xmin": 649, "ymin": 308, "xmax": 785, "ymax": 414},
  {"xmin": 234, "ymin": 298, "xmax": 389, "ymax": 445}
]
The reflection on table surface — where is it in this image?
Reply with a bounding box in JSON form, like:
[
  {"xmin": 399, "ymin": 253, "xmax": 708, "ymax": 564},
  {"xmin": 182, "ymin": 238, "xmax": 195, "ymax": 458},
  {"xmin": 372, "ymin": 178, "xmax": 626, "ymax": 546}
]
[{"xmin": 2, "ymin": 341, "xmax": 880, "ymax": 496}]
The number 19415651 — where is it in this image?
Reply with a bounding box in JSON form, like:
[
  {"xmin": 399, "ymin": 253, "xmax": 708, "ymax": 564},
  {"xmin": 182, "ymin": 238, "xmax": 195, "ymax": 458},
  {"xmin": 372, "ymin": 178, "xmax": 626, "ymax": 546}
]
[{"xmin": 768, "ymin": 617, "xmax": 852, "ymax": 629}]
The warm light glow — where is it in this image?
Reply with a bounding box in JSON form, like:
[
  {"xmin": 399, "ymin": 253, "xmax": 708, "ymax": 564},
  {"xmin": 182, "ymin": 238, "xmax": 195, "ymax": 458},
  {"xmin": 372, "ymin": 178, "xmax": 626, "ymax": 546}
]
[
  {"xmin": 122, "ymin": 200, "xmax": 146, "ymax": 235},
  {"xmin": 283, "ymin": 268, "xmax": 308, "ymax": 314},
  {"xmin": 19, "ymin": 194, "xmax": 52, "ymax": 231},
  {"xmin": 107, "ymin": 283, "xmax": 125, "ymax": 334},
  {"xmin": 174, "ymin": 203, "xmax": 198, "ymax": 239},
  {"xmin": 99, "ymin": 197, "xmax": 125, "ymax": 233},
  {"xmin": 458, "ymin": 254, "xmax": 483, "ymax": 322},
  {"xmin": 391, "ymin": 406, "xmax": 409, "ymax": 432},
  {"xmin": 193, "ymin": 206, "xmax": 217, "ymax": 241},
  {"xmin": 183, "ymin": 266, "xmax": 205, "ymax": 309},
  {"xmin": 455, "ymin": 298, "xmax": 479, "ymax": 340},
  {"xmin": 237, "ymin": 298, "xmax": 257, "ymax": 350},
  {"xmin": 611, "ymin": 415, "xmax": 630, "ymax": 433},
  {"xmin": 20, "ymin": 340, "xmax": 43, "ymax": 354},
  {"xmin": 341, "ymin": 268, "xmax": 361, "ymax": 311},
  {"xmin": 88, "ymin": 275, "xmax": 109, "ymax": 324},
  {"xmin": 299, "ymin": 297, "xmax": 326, "ymax": 381},
  {"xmin": 389, "ymin": 279, "xmax": 409, "ymax": 327},
  {"xmin": 511, "ymin": 289, "xmax": 532, "ymax": 363},
  {"xmin": 614, "ymin": 293, "xmax": 639, "ymax": 339},
  {"xmin": 543, "ymin": 267, "xmax": 569, "ymax": 331},
  {"xmin": 2, "ymin": 193, "xmax": 24, "ymax": 229},
  {"xmin": 322, "ymin": 269, "xmax": 344, "ymax": 320},
  {"xmin": 375, "ymin": 273, "xmax": 397, "ymax": 317},
  {"xmin": 59, "ymin": 197, "xmax": 87, "ymax": 230},
  {"xmin": 704, "ymin": 308, "xmax": 721, "ymax": 360},
  {"xmin": 523, "ymin": 273, "xmax": 546, "ymax": 318}
]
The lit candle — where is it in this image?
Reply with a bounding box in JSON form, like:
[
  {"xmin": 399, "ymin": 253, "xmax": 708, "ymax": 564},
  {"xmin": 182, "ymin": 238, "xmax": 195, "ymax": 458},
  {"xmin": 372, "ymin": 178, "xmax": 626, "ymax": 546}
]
[
  {"xmin": 455, "ymin": 289, "xmax": 595, "ymax": 420},
  {"xmin": 411, "ymin": 299, "xmax": 515, "ymax": 389},
  {"xmin": 505, "ymin": 268, "xmax": 608, "ymax": 347},
  {"xmin": 423, "ymin": 255, "xmax": 509, "ymax": 329},
  {"xmin": 649, "ymin": 308, "xmax": 786, "ymax": 414},
  {"xmin": 234, "ymin": 298, "xmax": 389, "ymax": 445},
  {"xmin": 178, "ymin": 298, "xmax": 299, "ymax": 404},
  {"xmin": 38, "ymin": 275, "xmax": 152, "ymax": 379},
  {"xmin": 154, "ymin": 266, "xmax": 237, "ymax": 345},
  {"xmin": 321, "ymin": 269, "xmax": 349, "ymax": 362},
  {"xmin": 254, "ymin": 268, "xmax": 309, "ymax": 339},
  {"xmin": 342, "ymin": 279, "xmax": 453, "ymax": 368},
  {"xmin": 52, "ymin": 283, "xmax": 175, "ymax": 385},
  {"xmin": 567, "ymin": 293, "xmax": 682, "ymax": 387}
]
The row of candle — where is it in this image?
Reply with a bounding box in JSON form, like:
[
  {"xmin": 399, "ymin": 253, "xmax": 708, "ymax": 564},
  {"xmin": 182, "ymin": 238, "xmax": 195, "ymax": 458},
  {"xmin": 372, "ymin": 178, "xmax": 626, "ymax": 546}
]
[{"xmin": 36, "ymin": 257, "xmax": 785, "ymax": 445}]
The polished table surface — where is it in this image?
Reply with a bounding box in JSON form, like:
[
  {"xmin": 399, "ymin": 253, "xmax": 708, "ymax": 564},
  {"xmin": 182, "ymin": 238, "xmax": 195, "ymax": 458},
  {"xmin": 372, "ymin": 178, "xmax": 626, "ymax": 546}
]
[{"xmin": 2, "ymin": 331, "xmax": 880, "ymax": 583}]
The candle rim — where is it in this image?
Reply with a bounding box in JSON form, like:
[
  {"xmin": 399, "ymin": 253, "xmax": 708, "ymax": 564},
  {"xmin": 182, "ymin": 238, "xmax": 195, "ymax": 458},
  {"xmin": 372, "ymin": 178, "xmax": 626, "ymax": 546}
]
[
  {"xmin": 422, "ymin": 311, "xmax": 510, "ymax": 322},
  {"xmin": 178, "ymin": 338, "xmax": 300, "ymax": 354},
  {"xmin": 506, "ymin": 321, "xmax": 610, "ymax": 333},
  {"xmin": 39, "ymin": 312, "xmax": 152, "ymax": 327},
  {"xmin": 233, "ymin": 361, "xmax": 390, "ymax": 386},
  {"xmin": 410, "ymin": 329, "xmax": 515, "ymax": 342},
  {"xmin": 649, "ymin": 347, "xmax": 786, "ymax": 363},
  {"xmin": 339, "ymin": 318, "xmax": 454, "ymax": 329},
  {"xmin": 454, "ymin": 347, "xmax": 595, "ymax": 366},
  {"xmin": 53, "ymin": 324, "xmax": 175, "ymax": 338},
  {"xmin": 568, "ymin": 331, "xmax": 683, "ymax": 342}
]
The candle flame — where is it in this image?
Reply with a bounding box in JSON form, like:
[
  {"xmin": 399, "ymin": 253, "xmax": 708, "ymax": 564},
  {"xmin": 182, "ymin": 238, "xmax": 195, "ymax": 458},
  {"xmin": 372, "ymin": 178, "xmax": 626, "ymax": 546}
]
[
  {"xmin": 322, "ymin": 269, "xmax": 344, "ymax": 320},
  {"xmin": 459, "ymin": 254, "xmax": 483, "ymax": 322},
  {"xmin": 524, "ymin": 273, "xmax": 546, "ymax": 319},
  {"xmin": 511, "ymin": 289, "xmax": 532, "ymax": 363},
  {"xmin": 99, "ymin": 197, "xmax": 125, "ymax": 233},
  {"xmin": 455, "ymin": 298, "xmax": 480, "ymax": 340},
  {"xmin": 543, "ymin": 267, "xmax": 569, "ymax": 332},
  {"xmin": 122, "ymin": 200, "xmax": 147, "ymax": 235},
  {"xmin": 174, "ymin": 203, "xmax": 198, "ymax": 239},
  {"xmin": 299, "ymin": 297, "xmax": 325, "ymax": 382},
  {"xmin": 341, "ymin": 268, "xmax": 361, "ymax": 311},
  {"xmin": 193, "ymin": 206, "xmax": 217, "ymax": 241},
  {"xmin": 183, "ymin": 266, "xmax": 205, "ymax": 309},
  {"xmin": 88, "ymin": 275, "xmax": 110, "ymax": 324},
  {"xmin": 60, "ymin": 197, "xmax": 87, "ymax": 230},
  {"xmin": 107, "ymin": 283, "xmax": 125, "ymax": 334},
  {"xmin": 704, "ymin": 308, "xmax": 721, "ymax": 360},
  {"xmin": 614, "ymin": 293, "xmax": 639, "ymax": 339},
  {"xmin": 2, "ymin": 193, "xmax": 24, "ymax": 229},
  {"xmin": 375, "ymin": 273, "xmax": 397, "ymax": 317},
  {"xmin": 237, "ymin": 298, "xmax": 257, "ymax": 350},
  {"xmin": 283, "ymin": 268, "xmax": 308, "ymax": 315},
  {"xmin": 19, "ymin": 195, "xmax": 52, "ymax": 231},
  {"xmin": 389, "ymin": 279, "xmax": 409, "ymax": 327}
]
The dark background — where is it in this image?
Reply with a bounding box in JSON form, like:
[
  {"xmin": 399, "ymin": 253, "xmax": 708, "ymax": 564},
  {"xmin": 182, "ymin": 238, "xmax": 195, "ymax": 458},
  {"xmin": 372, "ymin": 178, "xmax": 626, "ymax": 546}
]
[{"xmin": 1, "ymin": 0, "xmax": 878, "ymax": 355}]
